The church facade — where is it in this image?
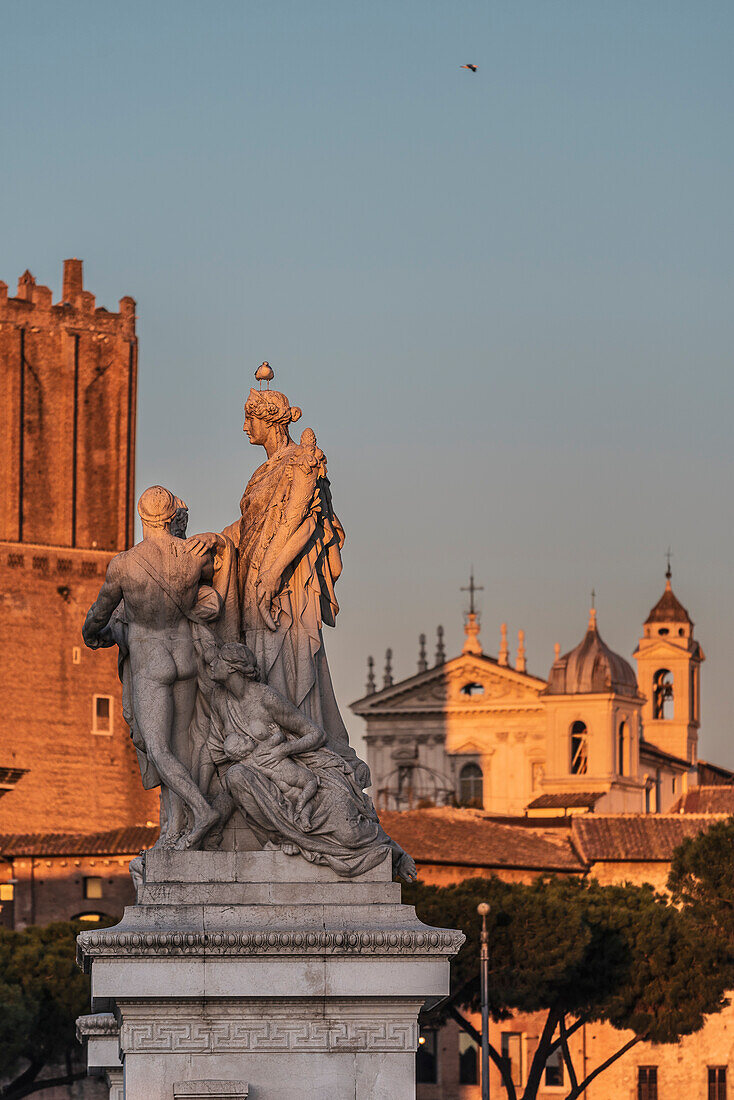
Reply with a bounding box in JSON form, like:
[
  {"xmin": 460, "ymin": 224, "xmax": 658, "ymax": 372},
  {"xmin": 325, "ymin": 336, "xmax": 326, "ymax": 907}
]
[{"xmin": 351, "ymin": 572, "xmax": 725, "ymax": 817}]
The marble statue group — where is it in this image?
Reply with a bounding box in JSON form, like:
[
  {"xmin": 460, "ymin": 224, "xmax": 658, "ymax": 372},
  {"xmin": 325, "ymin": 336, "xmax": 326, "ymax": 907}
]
[{"xmin": 83, "ymin": 368, "xmax": 416, "ymax": 882}]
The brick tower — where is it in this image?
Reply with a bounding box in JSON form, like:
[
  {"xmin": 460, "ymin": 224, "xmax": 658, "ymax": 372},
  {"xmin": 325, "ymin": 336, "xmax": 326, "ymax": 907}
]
[{"xmin": 0, "ymin": 260, "xmax": 158, "ymax": 832}]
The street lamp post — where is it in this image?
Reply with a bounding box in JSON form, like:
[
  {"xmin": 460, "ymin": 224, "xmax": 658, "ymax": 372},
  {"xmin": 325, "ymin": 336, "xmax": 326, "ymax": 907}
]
[{"xmin": 477, "ymin": 902, "xmax": 490, "ymax": 1100}]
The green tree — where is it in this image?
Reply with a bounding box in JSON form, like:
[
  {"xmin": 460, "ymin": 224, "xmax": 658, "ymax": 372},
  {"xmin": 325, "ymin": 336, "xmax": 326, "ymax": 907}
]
[
  {"xmin": 0, "ymin": 921, "xmax": 99, "ymax": 1099},
  {"xmin": 404, "ymin": 875, "xmax": 731, "ymax": 1100},
  {"xmin": 668, "ymin": 816, "xmax": 734, "ymax": 947}
]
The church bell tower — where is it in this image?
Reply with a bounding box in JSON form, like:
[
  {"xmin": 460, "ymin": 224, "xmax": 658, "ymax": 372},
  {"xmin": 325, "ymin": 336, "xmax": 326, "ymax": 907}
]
[{"xmin": 633, "ymin": 567, "xmax": 703, "ymax": 764}]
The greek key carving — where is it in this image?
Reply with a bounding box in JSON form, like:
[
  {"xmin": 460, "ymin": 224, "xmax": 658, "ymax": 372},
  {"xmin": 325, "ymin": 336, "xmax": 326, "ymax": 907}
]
[{"xmin": 122, "ymin": 1017, "xmax": 418, "ymax": 1054}]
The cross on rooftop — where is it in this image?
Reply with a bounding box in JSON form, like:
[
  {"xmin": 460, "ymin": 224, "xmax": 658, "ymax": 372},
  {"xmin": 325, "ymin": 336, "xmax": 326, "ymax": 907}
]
[{"xmin": 461, "ymin": 570, "xmax": 484, "ymax": 616}]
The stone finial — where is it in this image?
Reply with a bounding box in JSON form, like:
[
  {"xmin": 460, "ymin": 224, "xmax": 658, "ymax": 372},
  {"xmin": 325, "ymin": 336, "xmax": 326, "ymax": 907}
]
[
  {"xmin": 366, "ymin": 655, "xmax": 376, "ymax": 694},
  {"xmin": 418, "ymin": 633, "xmax": 428, "ymax": 673},
  {"xmin": 383, "ymin": 648, "xmax": 393, "ymax": 688},
  {"xmin": 516, "ymin": 629, "xmax": 527, "ymax": 673},
  {"xmin": 498, "ymin": 622, "xmax": 509, "ymax": 666},
  {"xmin": 588, "ymin": 606, "xmax": 597, "ymax": 631},
  {"xmin": 554, "ymin": 641, "xmax": 561, "ymax": 662},
  {"xmin": 462, "ymin": 612, "xmax": 482, "ymax": 656},
  {"xmin": 435, "ymin": 625, "xmax": 446, "ymax": 666}
]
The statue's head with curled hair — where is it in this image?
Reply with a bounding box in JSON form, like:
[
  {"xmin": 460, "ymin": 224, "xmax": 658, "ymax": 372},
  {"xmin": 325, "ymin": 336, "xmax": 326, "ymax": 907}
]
[
  {"xmin": 243, "ymin": 387, "xmax": 302, "ymax": 450},
  {"xmin": 217, "ymin": 642, "xmax": 260, "ymax": 682}
]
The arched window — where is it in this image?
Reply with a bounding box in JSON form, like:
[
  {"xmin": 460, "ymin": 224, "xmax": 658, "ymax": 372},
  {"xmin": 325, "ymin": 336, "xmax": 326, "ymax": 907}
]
[
  {"xmin": 570, "ymin": 721, "xmax": 588, "ymax": 775},
  {"xmin": 458, "ymin": 762, "xmax": 483, "ymax": 807},
  {"xmin": 618, "ymin": 721, "xmax": 627, "ymax": 775},
  {"xmin": 653, "ymin": 669, "xmax": 674, "ymax": 720}
]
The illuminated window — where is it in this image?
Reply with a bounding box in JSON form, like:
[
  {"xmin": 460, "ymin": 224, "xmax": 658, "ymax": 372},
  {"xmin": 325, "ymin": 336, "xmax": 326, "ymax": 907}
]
[
  {"xmin": 84, "ymin": 876, "xmax": 103, "ymax": 900},
  {"xmin": 501, "ymin": 1032, "xmax": 524, "ymax": 1087},
  {"xmin": 75, "ymin": 913, "xmax": 104, "ymax": 923},
  {"xmin": 570, "ymin": 722, "xmax": 588, "ymax": 775},
  {"xmin": 92, "ymin": 695, "xmax": 112, "ymax": 734},
  {"xmin": 458, "ymin": 762, "xmax": 483, "ymax": 807},
  {"xmin": 459, "ymin": 1032, "xmax": 478, "ymax": 1084},
  {"xmin": 638, "ymin": 1065, "xmax": 658, "ymax": 1100},
  {"xmin": 545, "ymin": 1047, "xmax": 564, "ymax": 1087},
  {"xmin": 0, "ymin": 884, "xmax": 14, "ymax": 901},
  {"xmin": 709, "ymin": 1066, "xmax": 727, "ymax": 1100},
  {"xmin": 416, "ymin": 1029, "xmax": 437, "ymax": 1083}
]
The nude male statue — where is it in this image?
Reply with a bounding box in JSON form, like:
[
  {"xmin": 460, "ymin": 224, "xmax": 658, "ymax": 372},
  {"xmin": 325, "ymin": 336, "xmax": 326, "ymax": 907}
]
[{"xmin": 82, "ymin": 485, "xmax": 220, "ymax": 849}]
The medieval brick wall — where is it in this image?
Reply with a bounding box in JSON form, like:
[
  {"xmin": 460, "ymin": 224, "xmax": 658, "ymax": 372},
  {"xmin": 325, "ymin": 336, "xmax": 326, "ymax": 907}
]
[
  {"xmin": 0, "ymin": 260, "xmax": 137, "ymax": 552},
  {"xmin": 0, "ymin": 543, "xmax": 158, "ymax": 833},
  {"xmin": 0, "ymin": 261, "xmax": 157, "ymax": 834}
]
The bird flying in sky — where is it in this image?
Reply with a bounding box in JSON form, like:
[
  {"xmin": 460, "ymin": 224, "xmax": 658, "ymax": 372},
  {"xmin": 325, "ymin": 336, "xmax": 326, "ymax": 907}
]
[{"xmin": 461, "ymin": 64, "xmax": 478, "ymax": 72}]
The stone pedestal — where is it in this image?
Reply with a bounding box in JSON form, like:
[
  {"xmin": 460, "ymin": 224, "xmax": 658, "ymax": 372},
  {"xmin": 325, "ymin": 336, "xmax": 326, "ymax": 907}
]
[{"xmin": 77, "ymin": 850, "xmax": 463, "ymax": 1099}]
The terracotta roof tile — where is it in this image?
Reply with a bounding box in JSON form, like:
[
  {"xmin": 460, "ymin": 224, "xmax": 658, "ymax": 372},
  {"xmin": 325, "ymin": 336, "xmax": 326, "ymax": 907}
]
[
  {"xmin": 571, "ymin": 814, "xmax": 723, "ymax": 862},
  {"xmin": 526, "ymin": 792, "xmax": 604, "ymax": 810},
  {"xmin": 670, "ymin": 786, "xmax": 734, "ymax": 814},
  {"xmin": 380, "ymin": 808, "xmax": 585, "ymax": 872},
  {"xmin": 0, "ymin": 825, "xmax": 158, "ymax": 857}
]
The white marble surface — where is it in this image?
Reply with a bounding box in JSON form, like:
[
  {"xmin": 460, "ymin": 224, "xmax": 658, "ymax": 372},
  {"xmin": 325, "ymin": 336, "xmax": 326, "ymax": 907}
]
[{"xmin": 79, "ymin": 843, "xmax": 462, "ymax": 1098}]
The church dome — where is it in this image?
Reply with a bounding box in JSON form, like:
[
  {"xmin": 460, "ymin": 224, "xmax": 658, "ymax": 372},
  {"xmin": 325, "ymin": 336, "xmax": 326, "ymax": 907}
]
[
  {"xmin": 545, "ymin": 609, "xmax": 639, "ymax": 696},
  {"xmin": 644, "ymin": 574, "xmax": 692, "ymax": 625}
]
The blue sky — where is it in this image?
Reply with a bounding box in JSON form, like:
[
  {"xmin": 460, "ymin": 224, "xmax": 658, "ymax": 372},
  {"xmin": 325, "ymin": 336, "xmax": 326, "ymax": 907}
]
[{"xmin": 2, "ymin": 1, "xmax": 733, "ymax": 763}]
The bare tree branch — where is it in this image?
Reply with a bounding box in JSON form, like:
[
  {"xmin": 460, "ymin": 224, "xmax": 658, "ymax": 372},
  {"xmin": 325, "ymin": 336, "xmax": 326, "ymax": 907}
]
[
  {"xmin": 446, "ymin": 1003, "xmax": 517, "ymax": 1100},
  {"xmin": 559, "ymin": 1014, "xmax": 579, "ymax": 1092},
  {"xmin": 2, "ymin": 1068, "xmax": 86, "ymax": 1100},
  {"xmin": 523, "ymin": 1008, "xmax": 559, "ymax": 1099},
  {"xmin": 566, "ymin": 1035, "xmax": 641, "ymax": 1099}
]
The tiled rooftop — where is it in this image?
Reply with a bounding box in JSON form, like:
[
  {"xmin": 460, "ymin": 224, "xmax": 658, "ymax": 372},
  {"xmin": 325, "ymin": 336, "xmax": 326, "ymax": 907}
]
[
  {"xmin": 0, "ymin": 825, "xmax": 158, "ymax": 857},
  {"xmin": 526, "ymin": 792, "xmax": 603, "ymax": 810},
  {"xmin": 380, "ymin": 807, "xmax": 585, "ymax": 872},
  {"xmin": 571, "ymin": 814, "xmax": 724, "ymax": 862},
  {"xmin": 670, "ymin": 786, "xmax": 734, "ymax": 814}
]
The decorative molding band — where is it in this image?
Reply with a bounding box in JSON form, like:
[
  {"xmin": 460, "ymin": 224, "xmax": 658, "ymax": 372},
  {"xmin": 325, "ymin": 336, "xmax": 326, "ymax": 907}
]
[
  {"xmin": 76, "ymin": 1012, "xmax": 119, "ymax": 1041},
  {"xmin": 122, "ymin": 1017, "xmax": 419, "ymax": 1054},
  {"xmin": 79, "ymin": 927, "xmax": 465, "ymax": 960}
]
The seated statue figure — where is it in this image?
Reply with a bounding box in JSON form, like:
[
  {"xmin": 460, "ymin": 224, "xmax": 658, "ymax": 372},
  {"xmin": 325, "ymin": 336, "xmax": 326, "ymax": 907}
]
[{"xmin": 206, "ymin": 642, "xmax": 417, "ymax": 881}]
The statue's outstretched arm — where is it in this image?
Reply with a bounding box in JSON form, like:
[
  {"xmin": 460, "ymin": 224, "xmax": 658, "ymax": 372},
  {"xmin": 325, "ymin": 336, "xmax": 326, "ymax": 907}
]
[{"xmin": 82, "ymin": 562, "xmax": 124, "ymax": 650}]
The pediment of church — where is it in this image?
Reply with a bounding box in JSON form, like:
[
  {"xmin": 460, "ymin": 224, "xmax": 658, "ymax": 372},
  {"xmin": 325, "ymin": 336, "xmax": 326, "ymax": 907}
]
[
  {"xmin": 351, "ymin": 653, "xmax": 546, "ymax": 714},
  {"xmin": 633, "ymin": 638, "xmax": 694, "ymax": 661}
]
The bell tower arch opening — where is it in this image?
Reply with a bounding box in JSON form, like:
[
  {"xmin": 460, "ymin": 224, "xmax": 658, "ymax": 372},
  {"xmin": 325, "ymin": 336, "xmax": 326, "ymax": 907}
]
[
  {"xmin": 652, "ymin": 669, "xmax": 674, "ymax": 720},
  {"xmin": 570, "ymin": 721, "xmax": 589, "ymax": 775}
]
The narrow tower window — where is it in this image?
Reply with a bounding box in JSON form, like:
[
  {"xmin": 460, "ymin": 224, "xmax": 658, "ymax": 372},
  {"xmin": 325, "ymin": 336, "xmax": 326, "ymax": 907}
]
[
  {"xmin": 618, "ymin": 721, "xmax": 627, "ymax": 775},
  {"xmin": 653, "ymin": 669, "xmax": 674, "ymax": 720},
  {"xmin": 570, "ymin": 721, "xmax": 588, "ymax": 775},
  {"xmin": 92, "ymin": 695, "xmax": 112, "ymax": 735},
  {"xmin": 458, "ymin": 762, "xmax": 483, "ymax": 807}
]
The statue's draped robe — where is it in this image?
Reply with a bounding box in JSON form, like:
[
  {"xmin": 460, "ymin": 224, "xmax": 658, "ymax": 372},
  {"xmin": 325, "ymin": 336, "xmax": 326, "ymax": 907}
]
[
  {"xmin": 230, "ymin": 436, "xmax": 365, "ymax": 779},
  {"xmin": 210, "ymin": 683, "xmax": 391, "ymax": 877}
]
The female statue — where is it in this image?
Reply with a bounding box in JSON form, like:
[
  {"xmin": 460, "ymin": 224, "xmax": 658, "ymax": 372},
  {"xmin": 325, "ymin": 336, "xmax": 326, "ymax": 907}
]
[
  {"xmin": 206, "ymin": 642, "xmax": 416, "ymax": 881},
  {"xmin": 229, "ymin": 376, "xmax": 369, "ymax": 788}
]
